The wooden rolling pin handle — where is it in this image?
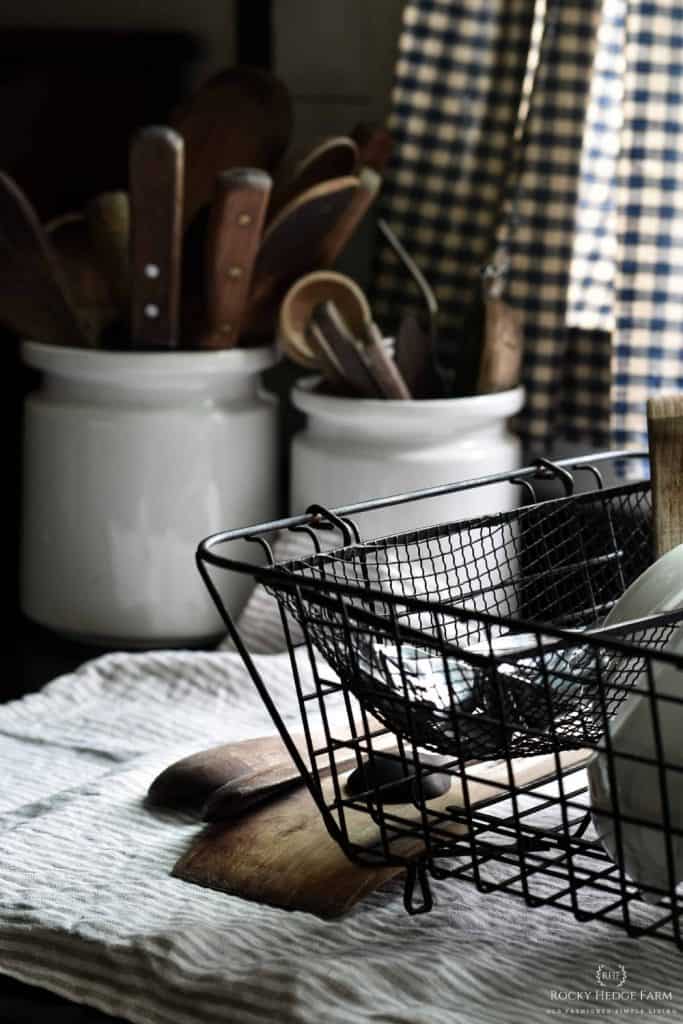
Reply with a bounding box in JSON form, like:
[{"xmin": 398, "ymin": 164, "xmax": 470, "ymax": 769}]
[{"xmin": 647, "ymin": 394, "xmax": 683, "ymax": 558}]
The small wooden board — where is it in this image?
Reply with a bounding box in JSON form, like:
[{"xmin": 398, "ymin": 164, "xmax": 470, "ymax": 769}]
[{"xmin": 173, "ymin": 749, "xmax": 590, "ymax": 918}]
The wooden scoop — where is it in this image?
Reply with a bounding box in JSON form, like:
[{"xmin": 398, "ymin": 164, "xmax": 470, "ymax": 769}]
[
  {"xmin": 148, "ymin": 712, "xmax": 388, "ymax": 817},
  {"xmin": 279, "ymin": 270, "xmax": 372, "ymax": 369},
  {"xmin": 174, "ymin": 748, "xmax": 590, "ymax": 918},
  {"xmin": 0, "ymin": 172, "xmax": 92, "ymax": 347},
  {"xmin": 647, "ymin": 394, "xmax": 683, "ymax": 557}
]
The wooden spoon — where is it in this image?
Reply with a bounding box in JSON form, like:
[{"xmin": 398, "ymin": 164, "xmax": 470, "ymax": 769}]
[
  {"xmin": 45, "ymin": 212, "xmax": 118, "ymax": 345},
  {"xmin": 319, "ymin": 165, "xmax": 382, "ymax": 267},
  {"xmin": 244, "ymin": 176, "xmax": 360, "ymax": 337},
  {"xmin": 0, "ymin": 172, "xmax": 92, "ymax": 347},
  {"xmin": 280, "ymin": 273, "xmax": 411, "ymax": 398},
  {"xmin": 279, "ymin": 270, "xmax": 372, "ymax": 369},
  {"xmin": 174, "ymin": 748, "xmax": 590, "ymax": 918},
  {"xmin": 268, "ymin": 135, "xmax": 358, "ymax": 222},
  {"xmin": 169, "ymin": 66, "xmax": 293, "ymax": 229},
  {"xmin": 148, "ymin": 712, "xmax": 388, "ymax": 815},
  {"xmin": 85, "ymin": 190, "xmax": 130, "ymax": 314}
]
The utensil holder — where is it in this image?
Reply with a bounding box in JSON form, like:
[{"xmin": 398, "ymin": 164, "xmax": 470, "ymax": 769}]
[
  {"xmin": 290, "ymin": 378, "xmax": 525, "ymax": 536},
  {"xmin": 20, "ymin": 341, "xmax": 278, "ymax": 647}
]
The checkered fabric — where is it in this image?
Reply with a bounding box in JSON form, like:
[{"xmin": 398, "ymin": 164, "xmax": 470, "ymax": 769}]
[{"xmin": 373, "ymin": 0, "xmax": 683, "ymax": 454}]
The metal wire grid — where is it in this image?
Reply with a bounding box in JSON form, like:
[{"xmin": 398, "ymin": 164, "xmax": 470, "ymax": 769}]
[
  {"xmin": 264, "ymin": 482, "xmax": 656, "ymax": 759},
  {"xmin": 196, "ymin": 452, "xmax": 683, "ymax": 942}
]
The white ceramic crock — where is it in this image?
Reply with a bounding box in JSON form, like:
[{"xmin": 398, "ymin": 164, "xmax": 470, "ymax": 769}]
[
  {"xmin": 20, "ymin": 341, "xmax": 278, "ymax": 648},
  {"xmin": 290, "ymin": 379, "xmax": 525, "ymax": 537}
]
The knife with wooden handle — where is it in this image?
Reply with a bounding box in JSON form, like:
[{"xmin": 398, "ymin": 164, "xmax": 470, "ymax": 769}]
[
  {"xmin": 129, "ymin": 126, "xmax": 184, "ymax": 349},
  {"xmin": 200, "ymin": 168, "xmax": 272, "ymax": 350}
]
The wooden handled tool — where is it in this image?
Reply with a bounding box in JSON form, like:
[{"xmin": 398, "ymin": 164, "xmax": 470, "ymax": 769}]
[
  {"xmin": 268, "ymin": 135, "xmax": 358, "ymax": 222},
  {"xmin": 147, "ymin": 712, "xmax": 387, "ymax": 816},
  {"xmin": 45, "ymin": 212, "xmax": 118, "ymax": 344},
  {"xmin": 647, "ymin": 394, "xmax": 683, "ymax": 557},
  {"xmin": 304, "ymin": 322, "xmax": 348, "ymax": 392},
  {"xmin": 174, "ymin": 748, "xmax": 590, "ymax": 918},
  {"xmin": 200, "ymin": 168, "xmax": 272, "ymax": 350},
  {"xmin": 0, "ymin": 172, "xmax": 92, "ymax": 347},
  {"xmin": 85, "ymin": 190, "xmax": 130, "ymax": 314},
  {"xmin": 169, "ymin": 66, "xmax": 293, "ymax": 228},
  {"xmin": 279, "ymin": 270, "xmax": 372, "ymax": 369},
  {"xmin": 129, "ymin": 126, "xmax": 184, "ymax": 349},
  {"xmin": 312, "ymin": 302, "xmax": 381, "ymax": 397},
  {"xmin": 245, "ymin": 176, "xmax": 360, "ymax": 337},
  {"xmin": 351, "ymin": 122, "xmax": 394, "ymax": 173},
  {"xmin": 319, "ymin": 165, "xmax": 381, "ymax": 267},
  {"xmin": 360, "ymin": 318, "xmax": 412, "ymax": 400}
]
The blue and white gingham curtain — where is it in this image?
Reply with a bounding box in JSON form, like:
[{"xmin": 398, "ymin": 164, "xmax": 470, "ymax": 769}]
[{"xmin": 373, "ymin": 0, "xmax": 683, "ymax": 454}]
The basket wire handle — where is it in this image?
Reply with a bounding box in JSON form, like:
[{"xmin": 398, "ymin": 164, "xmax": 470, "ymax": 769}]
[
  {"xmin": 533, "ymin": 457, "xmax": 575, "ymax": 495},
  {"xmin": 306, "ymin": 504, "xmax": 361, "ymax": 546}
]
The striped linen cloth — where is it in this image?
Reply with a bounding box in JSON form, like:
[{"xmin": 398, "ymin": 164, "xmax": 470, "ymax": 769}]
[
  {"xmin": 373, "ymin": 0, "xmax": 683, "ymax": 455},
  {"xmin": 0, "ymin": 591, "xmax": 682, "ymax": 1022}
]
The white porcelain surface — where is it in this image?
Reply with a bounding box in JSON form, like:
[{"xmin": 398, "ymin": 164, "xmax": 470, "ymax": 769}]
[
  {"xmin": 290, "ymin": 378, "xmax": 525, "ymax": 538},
  {"xmin": 20, "ymin": 341, "xmax": 278, "ymax": 647},
  {"xmin": 588, "ymin": 544, "xmax": 683, "ymax": 901}
]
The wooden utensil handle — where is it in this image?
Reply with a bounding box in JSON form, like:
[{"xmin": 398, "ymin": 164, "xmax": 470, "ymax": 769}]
[
  {"xmin": 313, "ymin": 301, "xmax": 380, "ymax": 397},
  {"xmin": 202, "ymin": 168, "xmax": 272, "ymax": 350},
  {"xmin": 361, "ymin": 319, "xmax": 412, "ymax": 399},
  {"xmin": 129, "ymin": 126, "xmax": 184, "ymax": 349},
  {"xmin": 320, "ymin": 166, "xmax": 381, "ymax": 266},
  {"xmin": 647, "ymin": 394, "xmax": 683, "ymax": 557}
]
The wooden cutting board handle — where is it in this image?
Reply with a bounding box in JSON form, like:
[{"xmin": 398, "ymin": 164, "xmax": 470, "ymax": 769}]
[{"xmin": 647, "ymin": 394, "xmax": 683, "ymax": 557}]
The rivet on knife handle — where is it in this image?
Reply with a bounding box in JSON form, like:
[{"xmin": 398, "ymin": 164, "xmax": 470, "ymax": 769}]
[
  {"xmin": 129, "ymin": 126, "xmax": 184, "ymax": 349},
  {"xmin": 202, "ymin": 167, "xmax": 272, "ymax": 350}
]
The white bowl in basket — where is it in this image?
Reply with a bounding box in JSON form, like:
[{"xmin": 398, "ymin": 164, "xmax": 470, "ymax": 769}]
[{"xmin": 588, "ymin": 543, "xmax": 683, "ymax": 902}]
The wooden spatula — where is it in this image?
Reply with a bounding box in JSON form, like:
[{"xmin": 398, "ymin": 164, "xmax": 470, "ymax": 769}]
[
  {"xmin": 129, "ymin": 126, "xmax": 184, "ymax": 350},
  {"xmin": 268, "ymin": 135, "xmax": 358, "ymax": 222},
  {"xmin": 0, "ymin": 172, "xmax": 92, "ymax": 347},
  {"xmin": 169, "ymin": 66, "xmax": 293, "ymax": 229},
  {"xmin": 244, "ymin": 176, "xmax": 360, "ymax": 337},
  {"xmin": 319, "ymin": 166, "xmax": 382, "ymax": 267},
  {"xmin": 174, "ymin": 748, "xmax": 590, "ymax": 918},
  {"xmin": 148, "ymin": 712, "xmax": 388, "ymax": 817},
  {"xmin": 85, "ymin": 190, "xmax": 130, "ymax": 314},
  {"xmin": 200, "ymin": 168, "xmax": 272, "ymax": 350},
  {"xmin": 647, "ymin": 394, "xmax": 683, "ymax": 557},
  {"xmin": 46, "ymin": 212, "xmax": 118, "ymax": 344}
]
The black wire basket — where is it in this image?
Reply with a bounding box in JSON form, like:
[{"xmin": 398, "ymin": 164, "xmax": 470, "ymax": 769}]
[{"xmin": 197, "ymin": 451, "xmax": 683, "ymax": 945}]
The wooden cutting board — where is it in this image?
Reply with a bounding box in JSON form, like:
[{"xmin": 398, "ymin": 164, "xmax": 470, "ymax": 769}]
[{"xmin": 173, "ymin": 748, "xmax": 590, "ymax": 918}]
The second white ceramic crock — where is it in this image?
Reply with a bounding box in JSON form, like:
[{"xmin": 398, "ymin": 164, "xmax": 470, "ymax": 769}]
[{"xmin": 290, "ymin": 379, "xmax": 525, "ymax": 538}]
